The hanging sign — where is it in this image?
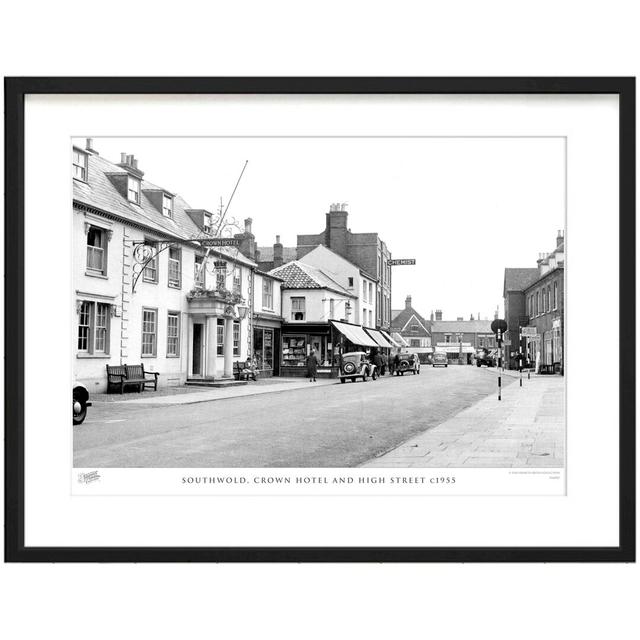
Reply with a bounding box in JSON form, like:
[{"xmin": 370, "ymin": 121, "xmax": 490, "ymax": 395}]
[
  {"xmin": 199, "ymin": 238, "xmax": 241, "ymax": 247},
  {"xmin": 213, "ymin": 260, "xmax": 228, "ymax": 268},
  {"xmin": 388, "ymin": 259, "xmax": 416, "ymax": 266}
]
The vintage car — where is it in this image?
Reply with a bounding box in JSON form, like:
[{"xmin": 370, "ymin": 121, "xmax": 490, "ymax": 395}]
[
  {"xmin": 475, "ymin": 348, "xmax": 497, "ymax": 368},
  {"xmin": 73, "ymin": 383, "xmax": 92, "ymax": 425},
  {"xmin": 339, "ymin": 351, "xmax": 378, "ymax": 383},
  {"xmin": 432, "ymin": 352, "xmax": 448, "ymax": 368},
  {"xmin": 395, "ymin": 352, "xmax": 421, "ymax": 375}
]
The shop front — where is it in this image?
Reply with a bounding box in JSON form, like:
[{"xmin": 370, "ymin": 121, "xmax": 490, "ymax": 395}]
[
  {"xmin": 280, "ymin": 322, "xmax": 336, "ymax": 378},
  {"xmin": 252, "ymin": 318, "xmax": 281, "ymax": 377},
  {"xmin": 434, "ymin": 342, "xmax": 475, "ymax": 364}
]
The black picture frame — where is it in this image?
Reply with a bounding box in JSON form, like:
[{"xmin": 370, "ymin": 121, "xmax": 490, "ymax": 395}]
[{"xmin": 4, "ymin": 77, "xmax": 635, "ymax": 563}]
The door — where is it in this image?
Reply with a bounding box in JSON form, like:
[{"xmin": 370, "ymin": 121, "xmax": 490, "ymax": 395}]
[{"xmin": 192, "ymin": 323, "xmax": 204, "ymax": 376}]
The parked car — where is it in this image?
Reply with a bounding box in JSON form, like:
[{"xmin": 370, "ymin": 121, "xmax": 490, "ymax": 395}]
[
  {"xmin": 432, "ymin": 352, "xmax": 448, "ymax": 368},
  {"xmin": 395, "ymin": 352, "xmax": 420, "ymax": 375},
  {"xmin": 73, "ymin": 383, "xmax": 92, "ymax": 425},
  {"xmin": 475, "ymin": 348, "xmax": 496, "ymax": 368},
  {"xmin": 339, "ymin": 351, "xmax": 378, "ymax": 383}
]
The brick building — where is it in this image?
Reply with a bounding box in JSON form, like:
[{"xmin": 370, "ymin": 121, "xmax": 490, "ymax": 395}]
[
  {"xmin": 391, "ymin": 295, "xmax": 432, "ymax": 348},
  {"xmin": 296, "ymin": 203, "xmax": 393, "ymax": 331},
  {"xmin": 429, "ymin": 312, "xmax": 495, "ymax": 364},
  {"xmin": 503, "ymin": 231, "xmax": 564, "ymax": 372}
]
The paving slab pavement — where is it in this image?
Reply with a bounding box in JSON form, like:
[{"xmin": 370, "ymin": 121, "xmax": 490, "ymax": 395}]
[
  {"xmin": 93, "ymin": 377, "xmax": 338, "ymax": 406},
  {"xmin": 361, "ymin": 373, "xmax": 565, "ymax": 468}
]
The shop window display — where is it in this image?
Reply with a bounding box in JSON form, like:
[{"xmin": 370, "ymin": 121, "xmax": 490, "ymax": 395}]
[{"xmin": 282, "ymin": 335, "xmax": 307, "ymax": 367}]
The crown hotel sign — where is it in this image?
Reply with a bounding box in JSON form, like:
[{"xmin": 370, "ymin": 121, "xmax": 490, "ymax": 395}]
[
  {"xmin": 388, "ymin": 259, "xmax": 416, "ymax": 266},
  {"xmin": 199, "ymin": 238, "xmax": 241, "ymax": 247}
]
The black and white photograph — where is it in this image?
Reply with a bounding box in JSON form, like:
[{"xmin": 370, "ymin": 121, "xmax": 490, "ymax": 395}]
[{"xmin": 72, "ymin": 135, "xmax": 565, "ymax": 473}]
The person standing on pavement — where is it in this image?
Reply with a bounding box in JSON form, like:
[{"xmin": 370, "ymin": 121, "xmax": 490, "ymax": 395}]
[
  {"xmin": 380, "ymin": 352, "xmax": 387, "ymax": 376},
  {"xmin": 306, "ymin": 348, "xmax": 319, "ymax": 382},
  {"xmin": 393, "ymin": 351, "xmax": 401, "ymax": 376},
  {"xmin": 372, "ymin": 350, "xmax": 383, "ymax": 377}
]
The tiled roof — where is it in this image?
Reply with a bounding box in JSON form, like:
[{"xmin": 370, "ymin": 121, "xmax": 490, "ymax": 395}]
[
  {"xmin": 269, "ymin": 261, "xmax": 354, "ymax": 296},
  {"xmin": 431, "ymin": 320, "xmax": 493, "ymax": 333},
  {"xmin": 258, "ymin": 246, "xmax": 298, "ymax": 262},
  {"xmin": 74, "ymin": 152, "xmax": 199, "ymax": 240},
  {"xmin": 503, "ymin": 268, "xmax": 539, "ymax": 293},
  {"xmin": 73, "ymin": 151, "xmax": 256, "ymax": 267},
  {"xmin": 391, "ymin": 307, "xmax": 431, "ymax": 334}
]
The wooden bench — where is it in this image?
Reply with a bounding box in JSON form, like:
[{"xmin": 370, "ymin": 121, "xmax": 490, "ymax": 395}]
[
  {"xmin": 233, "ymin": 361, "xmax": 257, "ymax": 381},
  {"xmin": 106, "ymin": 363, "xmax": 160, "ymax": 394}
]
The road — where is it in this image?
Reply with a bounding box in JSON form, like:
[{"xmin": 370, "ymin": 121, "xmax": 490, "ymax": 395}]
[{"xmin": 74, "ymin": 366, "xmax": 506, "ymax": 468}]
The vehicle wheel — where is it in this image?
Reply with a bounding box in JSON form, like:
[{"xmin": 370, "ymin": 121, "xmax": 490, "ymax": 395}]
[
  {"xmin": 340, "ymin": 377, "xmax": 345, "ymax": 384},
  {"xmin": 445, "ymin": 364, "xmax": 448, "ymax": 368},
  {"xmin": 417, "ymin": 368, "xmax": 420, "ymax": 374},
  {"xmin": 73, "ymin": 397, "xmax": 87, "ymax": 425},
  {"xmin": 363, "ymin": 372, "xmax": 368, "ymax": 381},
  {"xmin": 343, "ymin": 361, "xmax": 356, "ymax": 375}
]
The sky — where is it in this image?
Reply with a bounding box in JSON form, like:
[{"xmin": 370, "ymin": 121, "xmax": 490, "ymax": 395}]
[{"xmin": 79, "ymin": 137, "xmax": 565, "ymax": 321}]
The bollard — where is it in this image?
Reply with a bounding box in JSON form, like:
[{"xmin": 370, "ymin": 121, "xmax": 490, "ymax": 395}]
[{"xmin": 498, "ymin": 374, "xmax": 501, "ymax": 401}]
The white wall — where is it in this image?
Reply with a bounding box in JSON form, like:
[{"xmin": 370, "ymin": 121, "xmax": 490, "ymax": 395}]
[{"xmin": 299, "ymin": 245, "xmax": 376, "ymax": 325}]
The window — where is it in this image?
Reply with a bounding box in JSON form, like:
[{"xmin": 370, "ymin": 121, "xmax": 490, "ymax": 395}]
[
  {"xmin": 141, "ymin": 308, "xmax": 157, "ymax": 356},
  {"xmin": 194, "ymin": 255, "xmax": 205, "ymax": 288},
  {"xmin": 167, "ymin": 312, "xmax": 180, "ymax": 356},
  {"xmin": 536, "ymin": 291, "xmax": 540, "ymax": 316},
  {"xmin": 73, "ymin": 149, "xmax": 88, "ymax": 181},
  {"xmin": 203, "ymin": 213, "xmax": 212, "ymax": 234},
  {"xmin": 547, "ymin": 286, "xmax": 552, "ymax": 312},
  {"xmin": 368, "ymin": 310, "xmax": 372, "ymax": 327},
  {"xmin": 217, "ymin": 320, "xmax": 224, "ymax": 355},
  {"xmin": 479, "ymin": 337, "xmax": 485, "ymax": 347},
  {"xmin": 410, "ymin": 339, "xmax": 420, "ymax": 347},
  {"xmin": 368, "ymin": 282, "xmax": 373, "ymax": 303},
  {"xmin": 233, "ymin": 321, "xmax": 240, "ymax": 356},
  {"xmin": 262, "ymin": 278, "xmax": 273, "ymax": 309},
  {"xmin": 553, "ymin": 281, "xmax": 558, "ymax": 310},
  {"xmin": 215, "ymin": 267, "xmax": 226, "ymax": 290},
  {"xmin": 291, "ymin": 297, "xmax": 306, "ymax": 321},
  {"xmin": 168, "ymin": 247, "xmax": 181, "ymax": 288},
  {"xmin": 143, "ymin": 243, "xmax": 158, "ymax": 283},
  {"xmin": 233, "ymin": 266, "xmax": 242, "ymax": 294},
  {"xmin": 77, "ymin": 301, "xmax": 111, "ymax": 354},
  {"xmin": 444, "ymin": 334, "xmax": 452, "ymax": 343},
  {"xmin": 411, "ymin": 324, "xmax": 419, "ymax": 333},
  {"xmin": 348, "ymin": 277, "xmax": 354, "ymax": 287},
  {"xmin": 362, "ymin": 280, "xmax": 367, "ymax": 302},
  {"xmin": 127, "ymin": 176, "xmax": 141, "ymax": 203},
  {"xmin": 86, "ymin": 226, "xmax": 107, "ymax": 275},
  {"xmin": 162, "ymin": 194, "xmax": 173, "ymax": 218}
]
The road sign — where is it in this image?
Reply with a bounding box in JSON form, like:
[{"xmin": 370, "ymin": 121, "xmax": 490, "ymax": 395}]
[
  {"xmin": 521, "ymin": 327, "xmax": 538, "ymax": 337},
  {"xmin": 490, "ymin": 319, "xmax": 508, "ymax": 335},
  {"xmin": 199, "ymin": 238, "xmax": 241, "ymax": 247},
  {"xmin": 388, "ymin": 259, "xmax": 416, "ymax": 266}
]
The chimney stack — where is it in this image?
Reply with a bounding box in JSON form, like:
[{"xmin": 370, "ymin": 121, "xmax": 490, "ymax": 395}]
[
  {"xmin": 430, "ymin": 311, "xmax": 434, "ymax": 322},
  {"xmin": 120, "ymin": 152, "xmax": 127, "ymax": 163},
  {"xmin": 244, "ymin": 218, "xmax": 253, "ymax": 234},
  {"xmin": 405, "ymin": 295, "xmax": 412, "ymax": 309},
  {"xmin": 435, "ymin": 309, "xmax": 443, "ymax": 321},
  {"xmin": 557, "ymin": 229, "xmax": 564, "ymax": 247},
  {"xmin": 273, "ymin": 235, "xmax": 284, "ymax": 268}
]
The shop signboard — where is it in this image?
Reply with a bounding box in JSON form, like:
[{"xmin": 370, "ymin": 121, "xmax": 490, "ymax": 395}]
[{"xmin": 521, "ymin": 327, "xmax": 538, "ymax": 337}]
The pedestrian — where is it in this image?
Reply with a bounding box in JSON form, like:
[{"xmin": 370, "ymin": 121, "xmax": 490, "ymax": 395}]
[
  {"xmin": 380, "ymin": 352, "xmax": 387, "ymax": 376},
  {"xmin": 306, "ymin": 348, "xmax": 319, "ymax": 382},
  {"xmin": 393, "ymin": 351, "xmax": 401, "ymax": 376},
  {"xmin": 372, "ymin": 350, "xmax": 383, "ymax": 377}
]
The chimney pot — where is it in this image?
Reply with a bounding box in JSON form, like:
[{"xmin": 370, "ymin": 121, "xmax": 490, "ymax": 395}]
[
  {"xmin": 275, "ymin": 235, "xmax": 281, "ymax": 244},
  {"xmin": 405, "ymin": 295, "xmax": 412, "ymax": 309},
  {"xmin": 86, "ymin": 138, "xmax": 93, "ymax": 150},
  {"xmin": 120, "ymin": 152, "xmax": 127, "ymax": 163},
  {"xmin": 132, "ymin": 158, "xmax": 138, "ymax": 169},
  {"xmin": 244, "ymin": 217, "xmax": 253, "ymax": 234}
]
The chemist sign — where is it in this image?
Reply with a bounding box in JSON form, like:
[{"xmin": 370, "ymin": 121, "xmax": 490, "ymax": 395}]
[{"xmin": 388, "ymin": 259, "xmax": 416, "ymax": 266}]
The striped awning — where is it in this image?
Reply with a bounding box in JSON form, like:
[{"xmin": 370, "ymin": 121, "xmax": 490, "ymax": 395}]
[
  {"xmin": 380, "ymin": 330, "xmax": 401, "ymax": 347},
  {"xmin": 330, "ymin": 320, "xmax": 378, "ymax": 348},
  {"xmin": 364, "ymin": 328, "xmax": 395, "ymax": 348},
  {"xmin": 390, "ymin": 332, "xmax": 409, "ymax": 347}
]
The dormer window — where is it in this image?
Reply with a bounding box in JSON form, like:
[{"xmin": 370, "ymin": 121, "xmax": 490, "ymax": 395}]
[
  {"xmin": 203, "ymin": 213, "xmax": 212, "ymax": 234},
  {"xmin": 127, "ymin": 176, "xmax": 141, "ymax": 204},
  {"xmin": 162, "ymin": 193, "xmax": 173, "ymax": 218},
  {"xmin": 73, "ymin": 148, "xmax": 88, "ymax": 181}
]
